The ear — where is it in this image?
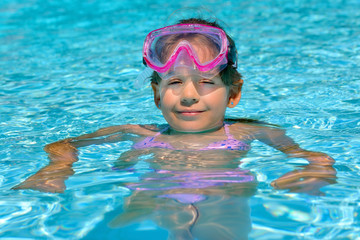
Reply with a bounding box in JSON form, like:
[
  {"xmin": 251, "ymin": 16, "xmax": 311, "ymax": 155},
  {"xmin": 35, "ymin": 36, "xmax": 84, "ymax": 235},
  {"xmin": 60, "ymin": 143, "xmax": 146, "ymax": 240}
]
[
  {"xmin": 227, "ymin": 79, "xmax": 243, "ymax": 108},
  {"xmin": 151, "ymin": 82, "xmax": 161, "ymax": 109}
]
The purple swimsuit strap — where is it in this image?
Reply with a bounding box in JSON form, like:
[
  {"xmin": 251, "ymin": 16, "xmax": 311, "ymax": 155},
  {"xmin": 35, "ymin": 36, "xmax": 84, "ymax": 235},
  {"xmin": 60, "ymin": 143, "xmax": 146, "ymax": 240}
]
[
  {"xmin": 132, "ymin": 126, "xmax": 174, "ymax": 150},
  {"xmin": 224, "ymin": 123, "xmax": 234, "ymax": 138},
  {"xmin": 199, "ymin": 124, "xmax": 250, "ymax": 151}
]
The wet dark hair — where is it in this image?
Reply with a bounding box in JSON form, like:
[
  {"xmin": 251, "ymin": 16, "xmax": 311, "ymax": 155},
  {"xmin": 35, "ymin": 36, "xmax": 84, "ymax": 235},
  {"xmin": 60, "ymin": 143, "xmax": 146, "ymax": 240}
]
[{"xmin": 148, "ymin": 18, "xmax": 243, "ymax": 95}]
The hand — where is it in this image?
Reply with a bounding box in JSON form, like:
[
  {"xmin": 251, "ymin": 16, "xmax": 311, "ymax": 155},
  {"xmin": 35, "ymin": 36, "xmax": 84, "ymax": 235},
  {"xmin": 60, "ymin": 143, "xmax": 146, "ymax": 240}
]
[
  {"xmin": 44, "ymin": 140, "xmax": 78, "ymax": 163},
  {"xmin": 12, "ymin": 177, "xmax": 67, "ymax": 193},
  {"xmin": 12, "ymin": 165, "xmax": 74, "ymax": 193},
  {"xmin": 271, "ymin": 163, "xmax": 337, "ymax": 196},
  {"xmin": 304, "ymin": 151, "xmax": 335, "ymax": 166}
]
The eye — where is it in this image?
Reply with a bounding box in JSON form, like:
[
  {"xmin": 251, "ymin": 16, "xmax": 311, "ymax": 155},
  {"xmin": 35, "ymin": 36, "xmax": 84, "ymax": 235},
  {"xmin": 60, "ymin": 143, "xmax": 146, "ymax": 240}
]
[
  {"xmin": 167, "ymin": 78, "xmax": 183, "ymax": 85},
  {"xmin": 199, "ymin": 79, "xmax": 215, "ymax": 84}
]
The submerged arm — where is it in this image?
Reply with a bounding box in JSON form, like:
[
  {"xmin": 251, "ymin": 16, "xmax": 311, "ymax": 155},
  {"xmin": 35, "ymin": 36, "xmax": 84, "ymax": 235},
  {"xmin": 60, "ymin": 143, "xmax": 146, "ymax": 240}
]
[
  {"xmin": 12, "ymin": 138, "xmax": 79, "ymax": 193},
  {"xmin": 12, "ymin": 124, "xmax": 143, "ymax": 193},
  {"xmin": 255, "ymin": 126, "xmax": 336, "ymax": 195},
  {"xmin": 256, "ymin": 127, "xmax": 335, "ymax": 165}
]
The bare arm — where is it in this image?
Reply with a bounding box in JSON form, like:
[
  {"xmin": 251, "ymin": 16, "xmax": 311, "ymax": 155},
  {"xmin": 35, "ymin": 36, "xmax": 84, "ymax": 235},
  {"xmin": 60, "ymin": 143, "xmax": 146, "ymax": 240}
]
[
  {"xmin": 255, "ymin": 126, "xmax": 335, "ymax": 165},
  {"xmin": 12, "ymin": 138, "xmax": 79, "ymax": 193},
  {"xmin": 12, "ymin": 124, "xmax": 151, "ymax": 193},
  {"xmin": 253, "ymin": 125, "xmax": 336, "ymax": 195}
]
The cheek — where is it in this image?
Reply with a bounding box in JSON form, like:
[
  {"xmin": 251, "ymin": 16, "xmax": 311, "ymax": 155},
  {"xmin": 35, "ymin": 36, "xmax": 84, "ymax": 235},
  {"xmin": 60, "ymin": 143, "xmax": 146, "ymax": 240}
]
[
  {"xmin": 160, "ymin": 88, "xmax": 177, "ymax": 106},
  {"xmin": 209, "ymin": 88, "xmax": 230, "ymax": 105}
]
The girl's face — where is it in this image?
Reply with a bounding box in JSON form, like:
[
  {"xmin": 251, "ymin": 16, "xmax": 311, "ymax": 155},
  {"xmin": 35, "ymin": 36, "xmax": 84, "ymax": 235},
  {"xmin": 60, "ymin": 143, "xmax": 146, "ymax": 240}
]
[
  {"xmin": 156, "ymin": 72, "xmax": 232, "ymax": 133},
  {"xmin": 152, "ymin": 40, "xmax": 241, "ymax": 133}
]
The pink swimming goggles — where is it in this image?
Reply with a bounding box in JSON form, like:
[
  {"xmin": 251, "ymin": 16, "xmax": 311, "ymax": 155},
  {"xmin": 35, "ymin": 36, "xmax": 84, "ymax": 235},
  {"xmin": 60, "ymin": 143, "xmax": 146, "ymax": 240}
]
[{"xmin": 142, "ymin": 23, "xmax": 236, "ymax": 80}]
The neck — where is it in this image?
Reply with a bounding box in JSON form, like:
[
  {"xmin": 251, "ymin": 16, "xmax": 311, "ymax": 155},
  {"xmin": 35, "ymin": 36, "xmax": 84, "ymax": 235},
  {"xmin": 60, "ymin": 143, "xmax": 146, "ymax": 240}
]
[{"xmin": 167, "ymin": 123, "xmax": 224, "ymax": 135}]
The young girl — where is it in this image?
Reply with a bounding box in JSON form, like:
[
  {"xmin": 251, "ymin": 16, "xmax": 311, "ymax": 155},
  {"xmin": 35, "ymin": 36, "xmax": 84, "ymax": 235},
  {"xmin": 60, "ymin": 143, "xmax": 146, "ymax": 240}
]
[{"xmin": 13, "ymin": 18, "xmax": 336, "ymax": 239}]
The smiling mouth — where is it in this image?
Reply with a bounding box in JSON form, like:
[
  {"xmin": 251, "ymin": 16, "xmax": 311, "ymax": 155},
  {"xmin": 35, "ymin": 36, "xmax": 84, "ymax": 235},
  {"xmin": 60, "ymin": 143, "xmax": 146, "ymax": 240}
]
[{"xmin": 176, "ymin": 110, "xmax": 205, "ymax": 116}]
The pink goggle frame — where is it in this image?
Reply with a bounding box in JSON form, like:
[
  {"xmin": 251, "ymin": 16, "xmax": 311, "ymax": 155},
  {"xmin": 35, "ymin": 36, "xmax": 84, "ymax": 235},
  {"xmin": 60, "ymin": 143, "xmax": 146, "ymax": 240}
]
[{"xmin": 142, "ymin": 23, "xmax": 230, "ymax": 78}]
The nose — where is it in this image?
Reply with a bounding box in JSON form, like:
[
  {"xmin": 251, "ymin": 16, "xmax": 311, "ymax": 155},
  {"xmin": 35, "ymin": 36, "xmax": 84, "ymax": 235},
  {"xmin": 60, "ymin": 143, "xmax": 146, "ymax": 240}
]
[{"xmin": 180, "ymin": 81, "xmax": 199, "ymax": 106}]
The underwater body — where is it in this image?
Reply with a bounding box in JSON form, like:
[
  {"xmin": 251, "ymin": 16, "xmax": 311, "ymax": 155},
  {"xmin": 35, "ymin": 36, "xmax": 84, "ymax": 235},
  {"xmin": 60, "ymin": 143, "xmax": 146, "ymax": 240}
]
[{"xmin": 1, "ymin": 0, "xmax": 360, "ymax": 239}]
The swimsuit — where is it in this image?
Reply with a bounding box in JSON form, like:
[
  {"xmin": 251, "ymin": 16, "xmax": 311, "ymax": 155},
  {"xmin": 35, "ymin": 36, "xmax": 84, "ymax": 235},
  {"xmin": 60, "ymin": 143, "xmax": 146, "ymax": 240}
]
[
  {"xmin": 125, "ymin": 123, "xmax": 252, "ymax": 204},
  {"xmin": 132, "ymin": 123, "xmax": 250, "ymax": 151}
]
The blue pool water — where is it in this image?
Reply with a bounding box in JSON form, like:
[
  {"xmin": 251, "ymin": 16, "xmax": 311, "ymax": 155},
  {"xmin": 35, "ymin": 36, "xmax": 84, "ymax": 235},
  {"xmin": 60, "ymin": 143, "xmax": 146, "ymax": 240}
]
[{"xmin": 1, "ymin": 0, "xmax": 360, "ymax": 239}]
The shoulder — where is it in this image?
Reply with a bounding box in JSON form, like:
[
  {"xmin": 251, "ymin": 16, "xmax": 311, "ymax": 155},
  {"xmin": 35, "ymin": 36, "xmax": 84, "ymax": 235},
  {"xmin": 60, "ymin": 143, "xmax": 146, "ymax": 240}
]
[
  {"xmin": 97, "ymin": 123, "xmax": 167, "ymax": 137},
  {"xmin": 225, "ymin": 118, "xmax": 280, "ymax": 128},
  {"xmin": 134, "ymin": 124, "xmax": 168, "ymax": 136},
  {"xmin": 225, "ymin": 118, "xmax": 285, "ymax": 138}
]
